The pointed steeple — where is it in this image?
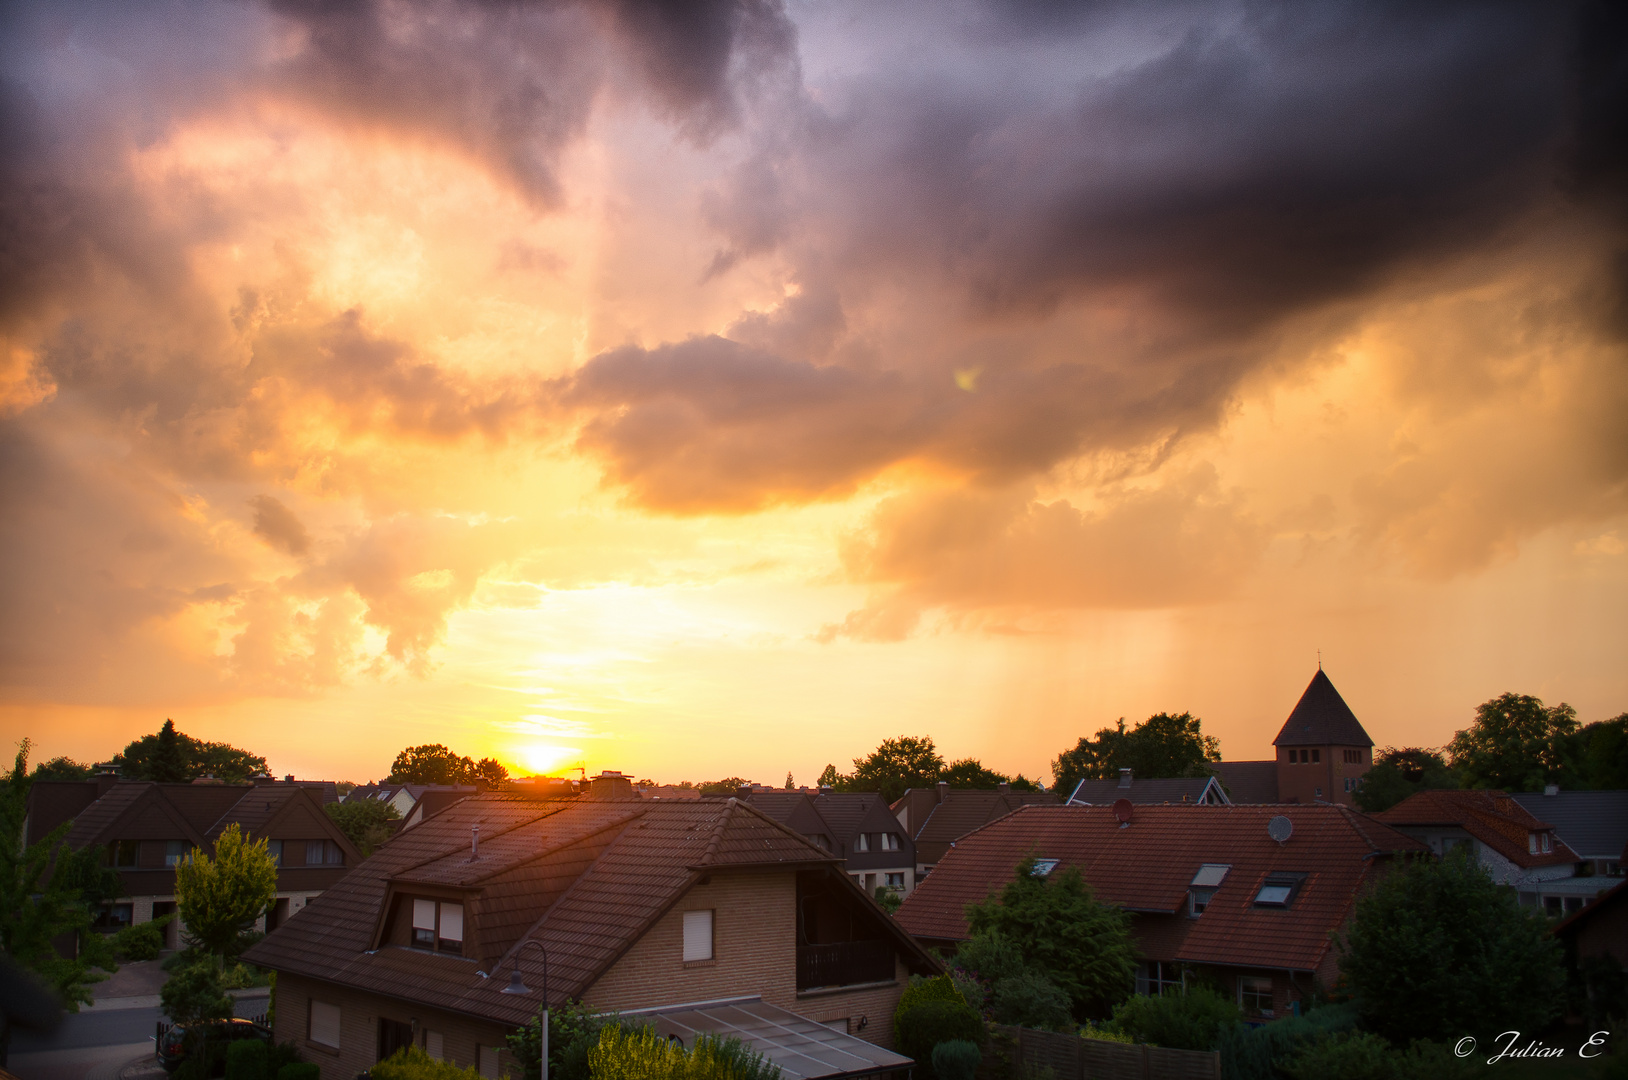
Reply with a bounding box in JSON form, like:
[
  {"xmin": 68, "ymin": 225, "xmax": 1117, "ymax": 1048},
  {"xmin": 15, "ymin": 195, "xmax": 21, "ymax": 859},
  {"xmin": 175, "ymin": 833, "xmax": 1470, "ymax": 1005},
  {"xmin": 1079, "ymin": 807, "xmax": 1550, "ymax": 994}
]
[{"xmin": 1272, "ymin": 669, "xmax": 1373, "ymax": 748}]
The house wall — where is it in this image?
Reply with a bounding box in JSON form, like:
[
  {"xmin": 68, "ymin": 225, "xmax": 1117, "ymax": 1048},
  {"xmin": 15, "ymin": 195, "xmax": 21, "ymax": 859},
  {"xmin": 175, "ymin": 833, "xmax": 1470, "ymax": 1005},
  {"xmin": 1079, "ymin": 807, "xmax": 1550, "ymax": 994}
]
[
  {"xmin": 584, "ymin": 868, "xmax": 907, "ymax": 1049},
  {"xmin": 1476, "ymin": 842, "xmax": 1575, "ymax": 889},
  {"xmin": 275, "ymin": 972, "xmax": 515, "ymax": 1080}
]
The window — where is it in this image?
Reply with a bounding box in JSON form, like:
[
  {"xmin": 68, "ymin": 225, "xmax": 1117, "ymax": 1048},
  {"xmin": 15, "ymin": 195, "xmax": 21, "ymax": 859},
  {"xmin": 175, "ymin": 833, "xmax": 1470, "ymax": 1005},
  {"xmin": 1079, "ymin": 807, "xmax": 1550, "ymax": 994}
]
[
  {"xmin": 266, "ymin": 839, "xmax": 283, "ymax": 866},
  {"xmin": 1343, "ymin": 749, "xmax": 1364, "ymax": 764},
  {"xmin": 423, "ymin": 1031, "xmax": 444, "ymax": 1060},
  {"xmin": 106, "ymin": 840, "xmax": 140, "ymax": 868},
  {"xmin": 310, "ymin": 1001, "xmax": 342, "ymax": 1048},
  {"xmin": 885, "ymin": 872, "xmax": 905, "ymax": 889},
  {"xmin": 165, "ymin": 840, "xmax": 191, "ymax": 867},
  {"xmin": 1239, "ymin": 976, "xmax": 1274, "ymax": 1017},
  {"xmin": 93, "ymin": 903, "xmax": 134, "ymax": 931},
  {"xmin": 478, "ymin": 1046, "xmax": 503, "ymax": 1079},
  {"xmin": 1030, "ymin": 859, "xmax": 1060, "ymax": 877},
  {"xmin": 1253, "ymin": 872, "xmax": 1308, "ymax": 908},
  {"xmin": 1189, "ymin": 889, "xmax": 1215, "ymax": 916},
  {"xmin": 1544, "ymin": 896, "xmax": 1562, "ymax": 916},
  {"xmin": 881, "ymin": 833, "xmax": 901, "ymax": 851},
  {"xmin": 411, "ymin": 898, "xmax": 463, "ymax": 955},
  {"xmin": 804, "ymin": 833, "xmax": 829, "ymax": 851},
  {"xmin": 682, "ymin": 909, "xmax": 714, "ymax": 962},
  {"xmin": 1541, "ymin": 833, "xmax": 1552, "ymax": 853},
  {"xmin": 854, "ymin": 834, "xmax": 870, "ymax": 852},
  {"xmin": 307, "ymin": 840, "xmax": 344, "ymax": 866},
  {"xmin": 1135, "ymin": 961, "xmax": 1182, "ymax": 997},
  {"xmin": 1310, "ymin": 749, "xmax": 1320, "ymax": 764},
  {"xmin": 1563, "ymin": 896, "xmax": 1583, "ymax": 914}
]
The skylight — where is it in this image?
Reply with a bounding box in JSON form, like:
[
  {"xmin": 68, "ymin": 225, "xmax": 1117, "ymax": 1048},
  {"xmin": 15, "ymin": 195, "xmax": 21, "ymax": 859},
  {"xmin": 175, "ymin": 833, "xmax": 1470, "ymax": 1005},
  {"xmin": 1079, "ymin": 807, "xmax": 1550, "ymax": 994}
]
[
  {"xmin": 1191, "ymin": 864, "xmax": 1230, "ymax": 888},
  {"xmin": 1031, "ymin": 859, "xmax": 1060, "ymax": 877},
  {"xmin": 1253, "ymin": 872, "xmax": 1308, "ymax": 908}
]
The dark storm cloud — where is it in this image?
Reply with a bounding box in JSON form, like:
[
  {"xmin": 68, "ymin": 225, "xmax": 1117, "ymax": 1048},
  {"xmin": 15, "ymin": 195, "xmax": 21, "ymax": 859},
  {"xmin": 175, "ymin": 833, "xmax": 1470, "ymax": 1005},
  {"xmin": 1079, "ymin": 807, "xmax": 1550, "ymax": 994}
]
[{"xmin": 250, "ymin": 494, "xmax": 310, "ymax": 556}]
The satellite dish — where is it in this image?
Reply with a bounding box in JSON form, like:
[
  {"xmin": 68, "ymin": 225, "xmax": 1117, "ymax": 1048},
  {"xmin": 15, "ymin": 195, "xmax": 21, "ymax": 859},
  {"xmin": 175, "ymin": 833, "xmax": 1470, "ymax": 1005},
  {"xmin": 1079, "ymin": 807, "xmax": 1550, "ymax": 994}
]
[
  {"xmin": 1112, "ymin": 798, "xmax": 1134, "ymax": 825},
  {"xmin": 1268, "ymin": 815, "xmax": 1294, "ymax": 844}
]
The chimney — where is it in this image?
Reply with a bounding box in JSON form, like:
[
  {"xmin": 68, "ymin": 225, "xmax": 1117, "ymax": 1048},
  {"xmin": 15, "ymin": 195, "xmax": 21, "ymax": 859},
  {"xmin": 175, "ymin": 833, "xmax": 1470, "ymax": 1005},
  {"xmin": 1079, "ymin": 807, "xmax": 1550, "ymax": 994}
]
[
  {"xmin": 1118, "ymin": 768, "xmax": 1133, "ymax": 789},
  {"xmin": 284, "ymin": 774, "xmax": 295, "ymax": 782},
  {"xmin": 588, "ymin": 772, "xmax": 636, "ymax": 800},
  {"xmin": 95, "ymin": 763, "xmax": 119, "ymax": 796},
  {"xmin": 1543, "ymin": 783, "xmax": 1559, "ymax": 796},
  {"xmin": 470, "ymin": 823, "xmax": 480, "ymax": 860},
  {"xmin": 936, "ymin": 780, "xmax": 949, "ymax": 798},
  {"xmin": 736, "ymin": 786, "xmax": 753, "ymax": 800},
  {"xmin": 819, "ymin": 785, "xmax": 833, "ymax": 796},
  {"xmin": 997, "ymin": 782, "xmax": 1010, "ymax": 793}
]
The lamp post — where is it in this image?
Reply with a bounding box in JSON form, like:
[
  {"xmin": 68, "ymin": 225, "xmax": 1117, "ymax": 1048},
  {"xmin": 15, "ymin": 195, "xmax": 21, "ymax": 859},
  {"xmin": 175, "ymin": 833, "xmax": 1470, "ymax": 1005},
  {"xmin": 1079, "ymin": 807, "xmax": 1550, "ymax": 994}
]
[{"xmin": 499, "ymin": 940, "xmax": 549, "ymax": 1080}]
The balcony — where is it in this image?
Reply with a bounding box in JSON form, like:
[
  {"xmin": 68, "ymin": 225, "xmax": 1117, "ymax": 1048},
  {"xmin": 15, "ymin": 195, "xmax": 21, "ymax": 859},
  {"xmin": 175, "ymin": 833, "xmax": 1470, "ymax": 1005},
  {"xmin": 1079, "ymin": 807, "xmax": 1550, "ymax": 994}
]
[{"xmin": 797, "ymin": 940, "xmax": 894, "ymax": 991}]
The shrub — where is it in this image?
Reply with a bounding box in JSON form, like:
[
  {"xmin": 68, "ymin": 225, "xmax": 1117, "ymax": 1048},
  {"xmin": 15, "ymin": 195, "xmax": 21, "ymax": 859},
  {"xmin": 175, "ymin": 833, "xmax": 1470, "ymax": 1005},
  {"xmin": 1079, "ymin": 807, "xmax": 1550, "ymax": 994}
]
[
  {"xmin": 276, "ymin": 1066, "xmax": 320, "ymax": 1080},
  {"xmin": 161, "ymin": 960, "xmax": 233, "ymax": 1025},
  {"xmin": 1078, "ymin": 1023, "xmax": 1132, "ymax": 1044},
  {"xmin": 226, "ymin": 1038, "xmax": 269, "ymax": 1080},
  {"xmin": 896, "ymin": 1000, "xmax": 984, "ymax": 1080},
  {"xmin": 1107, "ymin": 989, "xmax": 1240, "ymax": 1052},
  {"xmin": 931, "ymin": 1041, "xmax": 980, "ymax": 1080},
  {"xmin": 1215, "ymin": 1004, "xmax": 1360, "ymax": 1080},
  {"xmin": 1281, "ymin": 1033, "xmax": 1400, "ymax": 1080},
  {"xmin": 114, "ymin": 915, "xmax": 173, "ymax": 961},
  {"xmin": 687, "ymin": 1035, "xmax": 781, "ymax": 1080},
  {"xmin": 265, "ymin": 1042, "xmax": 302, "ymax": 1078},
  {"xmin": 584, "ymin": 1024, "xmax": 781, "ymax": 1080},
  {"xmin": 507, "ymin": 999, "xmax": 636, "ymax": 1080},
  {"xmin": 895, "ymin": 975, "xmax": 967, "ymax": 1042},
  {"xmin": 990, "ymin": 971, "xmax": 1071, "ymax": 1031},
  {"xmin": 373, "ymin": 1046, "xmax": 482, "ymax": 1080},
  {"xmin": 952, "ymin": 935, "xmax": 1028, "ymax": 986}
]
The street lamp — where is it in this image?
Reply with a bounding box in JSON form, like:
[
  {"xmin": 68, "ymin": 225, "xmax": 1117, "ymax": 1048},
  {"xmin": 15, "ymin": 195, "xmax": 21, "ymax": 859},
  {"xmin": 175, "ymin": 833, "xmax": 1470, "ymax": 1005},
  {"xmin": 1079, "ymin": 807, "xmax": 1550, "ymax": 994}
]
[{"xmin": 498, "ymin": 940, "xmax": 549, "ymax": 1080}]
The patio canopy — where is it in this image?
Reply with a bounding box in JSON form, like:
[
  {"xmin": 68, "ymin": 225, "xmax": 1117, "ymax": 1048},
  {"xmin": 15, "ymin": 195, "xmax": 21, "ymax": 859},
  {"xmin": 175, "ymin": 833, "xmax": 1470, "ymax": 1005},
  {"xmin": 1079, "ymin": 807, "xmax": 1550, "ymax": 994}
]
[{"xmin": 623, "ymin": 997, "xmax": 913, "ymax": 1080}]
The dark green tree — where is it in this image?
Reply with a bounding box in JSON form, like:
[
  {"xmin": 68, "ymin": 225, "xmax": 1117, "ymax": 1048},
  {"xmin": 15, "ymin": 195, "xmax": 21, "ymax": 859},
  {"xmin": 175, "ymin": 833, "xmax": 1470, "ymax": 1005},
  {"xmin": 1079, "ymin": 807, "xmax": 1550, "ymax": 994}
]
[
  {"xmin": 1353, "ymin": 747, "xmax": 1458, "ymax": 813},
  {"xmin": 0, "ymin": 742, "xmax": 120, "ymax": 1025},
  {"xmin": 1573, "ymin": 714, "xmax": 1628, "ymax": 790},
  {"xmin": 159, "ymin": 960, "xmax": 233, "ymax": 1025},
  {"xmin": 1448, "ymin": 693, "xmax": 1579, "ymax": 791},
  {"xmin": 697, "ymin": 777, "xmax": 752, "ymax": 795},
  {"xmin": 965, "ymin": 856, "xmax": 1137, "ymax": 1019},
  {"xmin": 324, "ymin": 799, "xmax": 401, "ymax": 857},
  {"xmin": 941, "ymin": 758, "xmax": 1008, "ymax": 788},
  {"xmin": 472, "ymin": 757, "xmax": 510, "ymax": 786},
  {"xmin": 112, "ymin": 721, "xmax": 267, "ymax": 783},
  {"xmin": 1007, "ymin": 774, "xmax": 1042, "ymax": 792},
  {"xmin": 31, "ymin": 756, "xmax": 97, "ymax": 782},
  {"xmin": 1052, "ymin": 712, "xmax": 1220, "ymax": 793},
  {"xmin": 387, "ymin": 744, "xmax": 475, "ymax": 785},
  {"xmin": 849, "ymin": 736, "xmax": 945, "ymax": 802},
  {"xmin": 1337, "ymin": 850, "xmax": 1563, "ymax": 1044},
  {"xmin": 816, "ymin": 764, "xmax": 846, "ymax": 789}
]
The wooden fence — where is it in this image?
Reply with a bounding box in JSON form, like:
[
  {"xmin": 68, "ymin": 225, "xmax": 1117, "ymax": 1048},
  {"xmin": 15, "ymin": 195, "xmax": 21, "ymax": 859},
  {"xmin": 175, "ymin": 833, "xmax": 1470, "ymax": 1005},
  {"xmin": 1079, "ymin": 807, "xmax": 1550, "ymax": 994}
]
[{"xmin": 983, "ymin": 1024, "xmax": 1221, "ymax": 1080}]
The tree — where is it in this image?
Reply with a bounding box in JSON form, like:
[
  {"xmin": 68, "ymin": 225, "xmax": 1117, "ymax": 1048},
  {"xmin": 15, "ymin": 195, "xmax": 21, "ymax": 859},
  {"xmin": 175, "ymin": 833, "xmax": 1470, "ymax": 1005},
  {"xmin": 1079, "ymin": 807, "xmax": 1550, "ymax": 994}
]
[
  {"xmin": 1052, "ymin": 712, "xmax": 1220, "ymax": 793},
  {"xmin": 0, "ymin": 742, "xmax": 120, "ymax": 1025},
  {"xmin": 1448, "ymin": 693, "xmax": 1579, "ymax": 791},
  {"xmin": 1337, "ymin": 850, "xmax": 1563, "ymax": 1045},
  {"xmin": 388, "ymin": 744, "xmax": 475, "ymax": 785},
  {"xmin": 1353, "ymin": 747, "xmax": 1458, "ymax": 813},
  {"xmin": 941, "ymin": 759, "xmax": 1008, "ymax": 788},
  {"xmin": 113, "ymin": 721, "xmax": 268, "ymax": 783},
  {"xmin": 1573, "ymin": 714, "xmax": 1628, "ymax": 790},
  {"xmin": 325, "ymin": 799, "xmax": 401, "ymax": 857},
  {"xmin": 472, "ymin": 757, "xmax": 509, "ymax": 786},
  {"xmin": 31, "ymin": 756, "xmax": 96, "ymax": 782},
  {"xmin": 159, "ymin": 959, "xmax": 233, "ymax": 1025},
  {"xmin": 849, "ymin": 736, "xmax": 945, "ymax": 802},
  {"xmin": 174, "ymin": 823, "xmax": 279, "ymax": 961},
  {"xmin": 697, "ymin": 777, "xmax": 751, "ymax": 795},
  {"xmin": 816, "ymin": 764, "xmax": 845, "ymax": 789},
  {"xmin": 1007, "ymin": 774, "xmax": 1042, "ymax": 792},
  {"xmin": 785, "ymin": 771, "xmax": 794, "ymax": 790},
  {"xmin": 965, "ymin": 856, "xmax": 1137, "ymax": 1019}
]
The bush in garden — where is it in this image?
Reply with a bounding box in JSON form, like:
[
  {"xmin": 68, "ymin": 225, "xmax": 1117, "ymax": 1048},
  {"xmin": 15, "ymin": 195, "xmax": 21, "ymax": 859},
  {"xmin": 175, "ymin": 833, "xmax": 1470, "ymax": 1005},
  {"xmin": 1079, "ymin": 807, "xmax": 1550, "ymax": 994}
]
[
  {"xmin": 931, "ymin": 1041, "xmax": 980, "ymax": 1080},
  {"xmin": 1214, "ymin": 1004, "xmax": 1360, "ymax": 1080},
  {"xmin": 1106, "ymin": 988, "xmax": 1240, "ymax": 1052},
  {"xmin": 373, "ymin": 1046, "xmax": 482, "ymax": 1080},
  {"xmin": 160, "ymin": 960, "xmax": 233, "ymax": 1025},
  {"xmin": 113, "ymin": 915, "xmax": 173, "ymax": 961},
  {"xmin": 507, "ymin": 999, "xmax": 638, "ymax": 1080},
  {"xmin": 225, "ymin": 1038, "xmax": 269, "ymax": 1080},
  {"xmin": 275, "ymin": 1065, "xmax": 320, "ymax": 1080},
  {"xmin": 1281, "ymin": 1033, "xmax": 1400, "ymax": 1080},
  {"xmin": 894, "ymin": 974, "xmax": 968, "ymax": 1042},
  {"xmin": 896, "ymin": 1000, "xmax": 984, "ymax": 1080},
  {"xmin": 989, "ymin": 970, "xmax": 1071, "ymax": 1031},
  {"xmin": 584, "ymin": 1025, "xmax": 781, "ymax": 1080}
]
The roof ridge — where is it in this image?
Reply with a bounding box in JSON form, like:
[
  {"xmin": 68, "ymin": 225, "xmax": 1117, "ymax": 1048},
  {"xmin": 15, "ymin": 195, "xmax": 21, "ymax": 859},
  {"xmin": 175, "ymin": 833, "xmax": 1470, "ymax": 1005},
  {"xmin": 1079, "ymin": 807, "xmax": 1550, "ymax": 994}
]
[{"xmin": 698, "ymin": 798, "xmax": 737, "ymax": 867}]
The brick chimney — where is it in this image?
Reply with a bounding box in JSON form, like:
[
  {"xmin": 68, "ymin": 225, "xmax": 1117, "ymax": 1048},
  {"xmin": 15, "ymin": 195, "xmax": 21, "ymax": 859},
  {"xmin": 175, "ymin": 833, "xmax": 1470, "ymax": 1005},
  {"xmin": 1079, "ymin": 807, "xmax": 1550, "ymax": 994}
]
[
  {"xmin": 587, "ymin": 771, "xmax": 636, "ymax": 800},
  {"xmin": 1118, "ymin": 768, "xmax": 1133, "ymax": 789}
]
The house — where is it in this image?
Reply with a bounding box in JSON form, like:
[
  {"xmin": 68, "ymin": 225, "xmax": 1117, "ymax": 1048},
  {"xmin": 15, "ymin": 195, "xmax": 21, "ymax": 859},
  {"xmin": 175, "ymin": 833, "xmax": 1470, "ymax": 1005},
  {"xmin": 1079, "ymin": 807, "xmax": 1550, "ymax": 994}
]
[
  {"xmin": 242, "ymin": 790, "xmax": 939, "ymax": 1080},
  {"xmin": 1067, "ymin": 769, "xmax": 1229, "ymax": 806},
  {"xmin": 1510, "ymin": 788, "xmax": 1628, "ymax": 879},
  {"xmin": 890, "ymin": 783, "xmax": 1059, "ymax": 878},
  {"xmin": 746, "ymin": 790, "xmax": 917, "ymax": 896},
  {"xmin": 1208, "ymin": 761, "xmax": 1280, "ymax": 804},
  {"xmin": 893, "ymin": 803, "xmax": 1427, "ymax": 1020},
  {"xmin": 1376, "ymin": 789, "xmax": 1610, "ymax": 915},
  {"xmin": 1553, "ymin": 877, "xmax": 1628, "ymax": 968},
  {"xmin": 25, "ymin": 775, "xmax": 360, "ymax": 947},
  {"xmin": 344, "ymin": 784, "xmax": 481, "ymax": 825}
]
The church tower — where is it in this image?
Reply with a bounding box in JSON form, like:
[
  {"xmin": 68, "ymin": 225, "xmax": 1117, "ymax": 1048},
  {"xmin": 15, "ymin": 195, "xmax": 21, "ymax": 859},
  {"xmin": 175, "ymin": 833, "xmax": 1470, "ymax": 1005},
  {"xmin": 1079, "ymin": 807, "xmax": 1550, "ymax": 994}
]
[{"xmin": 1273, "ymin": 668, "xmax": 1374, "ymax": 805}]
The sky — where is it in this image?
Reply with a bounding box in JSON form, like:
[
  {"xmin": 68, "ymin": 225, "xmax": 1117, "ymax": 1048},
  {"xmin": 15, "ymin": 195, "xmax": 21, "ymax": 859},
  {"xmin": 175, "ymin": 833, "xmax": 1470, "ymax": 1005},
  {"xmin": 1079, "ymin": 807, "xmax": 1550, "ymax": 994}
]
[{"xmin": 2, "ymin": 0, "xmax": 1625, "ymax": 786}]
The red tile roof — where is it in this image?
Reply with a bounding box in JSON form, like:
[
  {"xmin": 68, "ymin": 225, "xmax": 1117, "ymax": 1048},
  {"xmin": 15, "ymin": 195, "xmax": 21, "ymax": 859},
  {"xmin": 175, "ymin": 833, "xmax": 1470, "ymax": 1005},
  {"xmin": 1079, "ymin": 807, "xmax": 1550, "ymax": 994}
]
[
  {"xmin": 894, "ymin": 804, "xmax": 1426, "ymax": 974},
  {"xmin": 1376, "ymin": 789, "xmax": 1579, "ymax": 869}
]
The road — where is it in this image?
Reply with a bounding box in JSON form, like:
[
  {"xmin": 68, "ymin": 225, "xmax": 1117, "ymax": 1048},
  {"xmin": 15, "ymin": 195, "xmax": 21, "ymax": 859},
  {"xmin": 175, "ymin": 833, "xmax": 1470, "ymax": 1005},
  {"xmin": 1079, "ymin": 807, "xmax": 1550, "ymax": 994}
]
[{"xmin": 8, "ymin": 995, "xmax": 269, "ymax": 1080}]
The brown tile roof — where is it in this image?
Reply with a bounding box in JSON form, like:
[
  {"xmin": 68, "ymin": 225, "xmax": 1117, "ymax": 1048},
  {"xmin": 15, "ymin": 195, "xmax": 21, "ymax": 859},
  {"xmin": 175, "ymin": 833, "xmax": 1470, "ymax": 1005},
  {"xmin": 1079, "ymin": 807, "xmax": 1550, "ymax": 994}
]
[
  {"xmin": 1272, "ymin": 669, "xmax": 1373, "ymax": 747},
  {"xmin": 1066, "ymin": 777, "xmax": 1224, "ymax": 805},
  {"xmin": 1376, "ymin": 789, "xmax": 1579, "ymax": 869},
  {"xmin": 1210, "ymin": 761, "xmax": 1280, "ymax": 804},
  {"xmin": 909, "ymin": 790, "xmax": 1059, "ymax": 863},
  {"xmin": 894, "ymin": 803, "xmax": 1426, "ymax": 974},
  {"xmin": 24, "ymin": 782, "xmax": 103, "ymax": 846},
  {"xmin": 242, "ymin": 795, "xmax": 936, "ymax": 1027}
]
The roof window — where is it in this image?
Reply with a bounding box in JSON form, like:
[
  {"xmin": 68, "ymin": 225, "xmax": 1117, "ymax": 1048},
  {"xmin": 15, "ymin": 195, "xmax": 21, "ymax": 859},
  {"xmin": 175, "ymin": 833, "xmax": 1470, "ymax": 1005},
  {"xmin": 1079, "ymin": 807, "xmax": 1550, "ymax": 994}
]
[
  {"xmin": 1253, "ymin": 872, "xmax": 1308, "ymax": 908},
  {"xmin": 1191, "ymin": 864, "xmax": 1231, "ymax": 888},
  {"xmin": 1030, "ymin": 859, "xmax": 1060, "ymax": 877}
]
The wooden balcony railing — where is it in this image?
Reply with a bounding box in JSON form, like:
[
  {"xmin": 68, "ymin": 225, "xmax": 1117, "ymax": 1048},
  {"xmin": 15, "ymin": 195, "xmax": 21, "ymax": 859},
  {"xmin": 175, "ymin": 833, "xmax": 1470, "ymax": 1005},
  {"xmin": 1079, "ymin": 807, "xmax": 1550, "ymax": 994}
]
[{"xmin": 796, "ymin": 940, "xmax": 894, "ymax": 990}]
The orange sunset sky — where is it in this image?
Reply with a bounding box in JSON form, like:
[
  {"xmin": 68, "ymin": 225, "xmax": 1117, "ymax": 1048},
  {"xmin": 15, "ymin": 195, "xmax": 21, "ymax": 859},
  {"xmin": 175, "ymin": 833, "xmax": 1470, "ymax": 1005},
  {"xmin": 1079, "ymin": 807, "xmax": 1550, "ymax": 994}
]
[{"xmin": 2, "ymin": 1, "xmax": 1625, "ymax": 785}]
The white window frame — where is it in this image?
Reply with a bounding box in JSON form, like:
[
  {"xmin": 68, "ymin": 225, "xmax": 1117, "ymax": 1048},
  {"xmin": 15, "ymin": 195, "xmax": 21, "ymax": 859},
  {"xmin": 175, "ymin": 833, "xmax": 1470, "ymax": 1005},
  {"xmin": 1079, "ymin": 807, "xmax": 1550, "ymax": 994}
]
[
  {"xmin": 1238, "ymin": 975, "xmax": 1274, "ymax": 1018},
  {"xmin": 682, "ymin": 909, "xmax": 714, "ymax": 962},
  {"xmin": 309, "ymin": 1000, "xmax": 342, "ymax": 1048}
]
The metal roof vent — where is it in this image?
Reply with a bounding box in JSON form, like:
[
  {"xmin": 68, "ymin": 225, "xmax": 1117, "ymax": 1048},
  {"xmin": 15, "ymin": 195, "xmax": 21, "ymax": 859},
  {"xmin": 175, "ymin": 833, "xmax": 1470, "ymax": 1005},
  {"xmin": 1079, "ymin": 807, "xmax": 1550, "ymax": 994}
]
[{"xmin": 1268, "ymin": 815, "xmax": 1293, "ymax": 844}]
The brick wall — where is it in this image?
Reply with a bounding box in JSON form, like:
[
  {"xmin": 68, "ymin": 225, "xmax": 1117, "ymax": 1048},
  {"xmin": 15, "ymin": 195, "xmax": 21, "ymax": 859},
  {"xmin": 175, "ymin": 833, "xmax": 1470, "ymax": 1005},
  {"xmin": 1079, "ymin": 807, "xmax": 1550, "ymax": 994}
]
[
  {"xmin": 584, "ymin": 868, "xmax": 908, "ymax": 1049},
  {"xmin": 275, "ymin": 972, "xmax": 516, "ymax": 1080}
]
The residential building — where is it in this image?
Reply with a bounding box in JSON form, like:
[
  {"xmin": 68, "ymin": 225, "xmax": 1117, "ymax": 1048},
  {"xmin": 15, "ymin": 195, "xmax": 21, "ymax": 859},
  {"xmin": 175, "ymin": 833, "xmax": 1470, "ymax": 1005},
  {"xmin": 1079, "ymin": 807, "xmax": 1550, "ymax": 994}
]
[
  {"xmin": 890, "ymin": 783, "xmax": 1059, "ymax": 878},
  {"xmin": 343, "ymin": 784, "xmax": 481, "ymax": 825},
  {"xmin": 26, "ymin": 776, "xmax": 360, "ymax": 948},
  {"xmin": 1554, "ymin": 878, "xmax": 1628, "ymax": 968},
  {"xmin": 243, "ymin": 790, "xmax": 938, "ymax": 1080},
  {"xmin": 747, "ymin": 790, "xmax": 917, "ymax": 896},
  {"xmin": 1208, "ymin": 761, "xmax": 1280, "ymax": 804},
  {"xmin": 1066, "ymin": 769, "xmax": 1229, "ymax": 806},
  {"xmin": 894, "ymin": 803, "xmax": 1427, "ymax": 1021},
  {"xmin": 1510, "ymin": 788, "xmax": 1628, "ymax": 879},
  {"xmin": 1376, "ymin": 789, "xmax": 1611, "ymax": 915}
]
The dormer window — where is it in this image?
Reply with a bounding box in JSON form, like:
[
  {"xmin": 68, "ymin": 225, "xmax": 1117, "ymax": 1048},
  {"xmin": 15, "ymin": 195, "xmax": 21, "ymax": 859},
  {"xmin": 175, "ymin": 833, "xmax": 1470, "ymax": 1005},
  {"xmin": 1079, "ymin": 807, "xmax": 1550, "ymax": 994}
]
[
  {"xmin": 411, "ymin": 899, "xmax": 464, "ymax": 956},
  {"xmin": 881, "ymin": 833, "xmax": 902, "ymax": 851},
  {"xmin": 1253, "ymin": 872, "xmax": 1308, "ymax": 908},
  {"xmin": 1189, "ymin": 864, "xmax": 1230, "ymax": 917},
  {"xmin": 1529, "ymin": 832, "xmax": 1551, "ymax": 854},
  {"xmin": 854, "ymin": 834, "xmax": 870, "ymax": 852}
]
